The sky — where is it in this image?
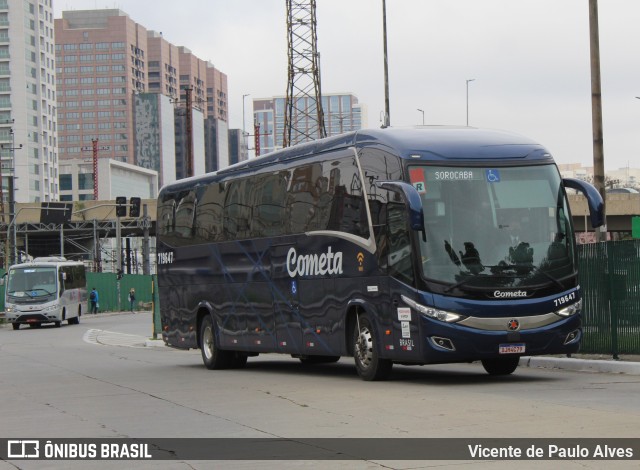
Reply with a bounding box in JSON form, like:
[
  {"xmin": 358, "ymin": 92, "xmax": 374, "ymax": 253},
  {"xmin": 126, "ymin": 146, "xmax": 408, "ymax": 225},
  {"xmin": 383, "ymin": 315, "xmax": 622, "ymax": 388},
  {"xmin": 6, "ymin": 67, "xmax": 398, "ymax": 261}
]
[{"xmin": 54, "ymin": 0, "xmax": 640, "ymax": 171}]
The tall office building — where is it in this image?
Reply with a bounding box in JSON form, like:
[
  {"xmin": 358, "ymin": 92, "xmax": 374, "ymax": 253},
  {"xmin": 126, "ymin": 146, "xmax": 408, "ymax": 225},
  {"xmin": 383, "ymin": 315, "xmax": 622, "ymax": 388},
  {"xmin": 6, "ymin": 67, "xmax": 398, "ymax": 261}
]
[
  {"xmin": 54, "ymin": 9, "xmax": 229, "ymax": 196},
  {"xmin": 1, "ymin": 0, "xmax": 58, "ymax": 203},
  {"xmin": 55, "ymin": 10, "xmax": 147, "ymax": 167},
  {"xmin": 253, "ymin": 93, "xmax": 366, "ymax": 155}
]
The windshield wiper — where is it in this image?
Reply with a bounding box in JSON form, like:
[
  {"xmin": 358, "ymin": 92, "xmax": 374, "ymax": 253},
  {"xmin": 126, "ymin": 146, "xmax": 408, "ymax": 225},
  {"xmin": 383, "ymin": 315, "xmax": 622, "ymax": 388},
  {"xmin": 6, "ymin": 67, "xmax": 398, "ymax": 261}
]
[
  {"xmin": 535, "ymin": 270, "xmax": 565, "ymax": 290},
  {"xmin": 443, "ymin": 275, "xmax": 478, "ymax": 293}
]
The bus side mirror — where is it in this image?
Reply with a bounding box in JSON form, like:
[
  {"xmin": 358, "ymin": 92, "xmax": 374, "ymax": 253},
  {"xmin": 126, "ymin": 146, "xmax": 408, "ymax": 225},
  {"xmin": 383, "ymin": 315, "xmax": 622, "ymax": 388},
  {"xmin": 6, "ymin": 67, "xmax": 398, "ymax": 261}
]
[
  {"xmin": 376, "ymin": 181, "xmax": 426, "ymax": 238},
  {"xmin": 562, "ymin": 178, "xmax": 605, "ymax": 228}
]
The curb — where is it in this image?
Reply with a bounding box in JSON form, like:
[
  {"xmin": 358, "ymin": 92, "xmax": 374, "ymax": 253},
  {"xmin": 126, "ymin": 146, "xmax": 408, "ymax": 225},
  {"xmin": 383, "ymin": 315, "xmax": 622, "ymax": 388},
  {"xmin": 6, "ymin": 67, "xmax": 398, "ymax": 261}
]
[
  {"xmin": 144, "ymin": 339, "xmax": 165, "ymax": 348},
  {"xmin": 520, "ymin": 356, "xmax": 640, "ymax": 375}
]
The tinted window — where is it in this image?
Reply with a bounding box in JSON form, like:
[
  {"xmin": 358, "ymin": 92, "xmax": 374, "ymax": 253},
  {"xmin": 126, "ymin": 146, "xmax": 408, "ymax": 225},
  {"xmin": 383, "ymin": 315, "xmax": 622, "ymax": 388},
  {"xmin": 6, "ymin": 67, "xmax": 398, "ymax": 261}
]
[
  {"xmin": 223, "ymin": 179, "xmax": 251, "ymax": 240},
  {"xmin": 251, "ymin": 172, "xmax": 288, "ymax": 237},
  {"xmin": 195, "ymin": 183, "xmax": 225, "ymax": 242},
  {"xmin": 324, "ymin": 156, "xmax": 369, "ymax": 239}
]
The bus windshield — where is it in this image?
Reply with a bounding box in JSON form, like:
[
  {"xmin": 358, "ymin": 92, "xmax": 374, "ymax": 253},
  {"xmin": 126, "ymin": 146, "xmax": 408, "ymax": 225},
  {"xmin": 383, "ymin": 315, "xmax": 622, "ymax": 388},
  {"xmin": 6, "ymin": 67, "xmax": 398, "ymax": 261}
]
[
  {"xmin": 409, "ymin": 164, "xmax": 576, "ymax": 290},
  {"xmin": 7, "ymin": 267, "xmax": 58, "ymax": 298}
]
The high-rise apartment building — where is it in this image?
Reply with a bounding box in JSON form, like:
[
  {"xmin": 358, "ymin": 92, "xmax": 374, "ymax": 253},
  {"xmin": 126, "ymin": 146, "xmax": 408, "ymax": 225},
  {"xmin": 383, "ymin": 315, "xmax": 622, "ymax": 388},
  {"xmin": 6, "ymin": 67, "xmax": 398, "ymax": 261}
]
[
  {"xmin": 55, "ymin": 10, "xmax": 147, "ymax": 167},
  {"xmin": 1, "ymin": 0, "xmax": 58, "ymax": 203},
  {"xmin": 54, "ymin": 9, "xmax": 229, "ymax": 196},
  {"xmin": 253, "ymin": 93, "xmax": 366, "ymax": 155}
]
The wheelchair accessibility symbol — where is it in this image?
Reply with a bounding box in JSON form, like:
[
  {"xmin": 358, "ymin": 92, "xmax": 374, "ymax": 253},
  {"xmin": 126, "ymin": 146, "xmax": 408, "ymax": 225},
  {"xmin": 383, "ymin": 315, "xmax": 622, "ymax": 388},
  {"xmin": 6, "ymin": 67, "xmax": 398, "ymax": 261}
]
[{"xmin": 486, "ymin": 169, "xmax": 500, "ymax": 183}]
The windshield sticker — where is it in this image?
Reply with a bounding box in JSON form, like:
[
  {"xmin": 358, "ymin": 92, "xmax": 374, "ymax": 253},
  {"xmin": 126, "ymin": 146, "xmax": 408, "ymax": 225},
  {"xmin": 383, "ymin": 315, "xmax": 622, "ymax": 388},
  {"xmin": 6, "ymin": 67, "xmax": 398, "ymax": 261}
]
[
  {"xmin": 486, "ymin": 169, "xmax": 501, "ymax": 183},
  {"xmin": 409, "ymin": 168, "xmax": 426, "ymax": 193},
  {"xmin": 434, "ymin": 170, "xmax": 475, "ymax": 181}
]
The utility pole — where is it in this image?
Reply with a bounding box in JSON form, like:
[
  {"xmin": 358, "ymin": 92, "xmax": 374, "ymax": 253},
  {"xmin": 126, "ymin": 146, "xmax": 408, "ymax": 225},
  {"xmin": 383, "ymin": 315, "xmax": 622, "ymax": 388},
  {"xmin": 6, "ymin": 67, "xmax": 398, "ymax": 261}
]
[
  {"xmin": 382, "ymin": 0, "xmax": 390, "ymax": 127},
  {"xmin": 141, "ymin": 203, "xmax": 150, "ymax": 275},
  {"xmin": 185, "ymin": 86, "xmax": 194, "ymax": 177},
  {"xmin": 251, "ymin": 121, "xmax": 272, "ymax": 157},
  {"xmin": 588, "ymin": 0, "xmax": 607, "ymax": 241},
  {"xmin": 81, "ymin": 139, "xmax": 110, "ymax": 200}
]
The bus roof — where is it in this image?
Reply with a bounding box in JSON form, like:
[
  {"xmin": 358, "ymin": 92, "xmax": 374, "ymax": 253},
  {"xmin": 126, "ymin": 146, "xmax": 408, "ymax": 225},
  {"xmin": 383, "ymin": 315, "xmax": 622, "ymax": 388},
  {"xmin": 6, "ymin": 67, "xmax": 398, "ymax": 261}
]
[
  {"xmin": 160, "ymin": 126, "xmax": 553, "ymax": 194},
  {"xmin": 9, "ymin": 259, "xmax": 85, "ymax": 269}
]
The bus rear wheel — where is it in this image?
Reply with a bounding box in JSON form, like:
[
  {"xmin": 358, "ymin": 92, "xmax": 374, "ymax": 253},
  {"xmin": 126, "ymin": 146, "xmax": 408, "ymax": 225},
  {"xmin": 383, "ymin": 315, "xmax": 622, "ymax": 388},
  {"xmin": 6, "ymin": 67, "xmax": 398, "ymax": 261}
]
[
  {"xmin": 200, "ymin": 315, "xmax": 231, "ymax": 370},
  {"xmin": 481, "ymin": 357, "xmax": 520, "ymax": 375},
  {"xmin": 352, "ymin": 315, "xmax": 392, "ymax": 381}
]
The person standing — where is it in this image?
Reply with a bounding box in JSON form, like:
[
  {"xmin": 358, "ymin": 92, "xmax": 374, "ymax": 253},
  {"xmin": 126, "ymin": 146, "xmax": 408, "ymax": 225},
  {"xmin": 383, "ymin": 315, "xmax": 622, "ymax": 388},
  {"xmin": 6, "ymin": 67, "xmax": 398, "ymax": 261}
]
[
  {"xmin": 89, "ymin": 287, "xmax": 99, "ymax": 314},
  {"xmin": 128, "ymin": 288, "xmax": 136, "ymax": 312}
]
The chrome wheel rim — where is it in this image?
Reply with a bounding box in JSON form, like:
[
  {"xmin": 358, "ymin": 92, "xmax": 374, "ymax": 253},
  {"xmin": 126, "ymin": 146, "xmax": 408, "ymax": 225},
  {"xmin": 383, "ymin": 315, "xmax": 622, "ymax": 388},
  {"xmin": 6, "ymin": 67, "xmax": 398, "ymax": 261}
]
[
  {"xmin": 202, "ymin": 325, "xmax": 214, "ymax": 360},
  {"xmin": 355, "ymin": 326, "xmax": 373, "ymax": 369}
]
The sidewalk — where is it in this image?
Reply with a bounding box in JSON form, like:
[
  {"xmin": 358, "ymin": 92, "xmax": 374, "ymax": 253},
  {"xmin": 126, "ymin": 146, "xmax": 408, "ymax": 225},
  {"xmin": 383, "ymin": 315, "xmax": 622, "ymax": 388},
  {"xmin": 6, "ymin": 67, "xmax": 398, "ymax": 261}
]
[{"xmin": 519, "ymin": 354, "xmax": 640, "ymax": 375}]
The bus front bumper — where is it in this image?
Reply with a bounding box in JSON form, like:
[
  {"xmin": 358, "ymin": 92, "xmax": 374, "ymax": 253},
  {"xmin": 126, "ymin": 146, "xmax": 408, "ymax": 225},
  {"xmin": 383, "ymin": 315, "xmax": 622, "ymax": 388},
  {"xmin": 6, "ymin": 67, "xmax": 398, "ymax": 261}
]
[
  {"xmin": 5, "ymin": 307, "xmax": 63, "ymax": 324},
  {"xmin": 419, "ymin": 313, "xmax": 582, "ymax": 363}
]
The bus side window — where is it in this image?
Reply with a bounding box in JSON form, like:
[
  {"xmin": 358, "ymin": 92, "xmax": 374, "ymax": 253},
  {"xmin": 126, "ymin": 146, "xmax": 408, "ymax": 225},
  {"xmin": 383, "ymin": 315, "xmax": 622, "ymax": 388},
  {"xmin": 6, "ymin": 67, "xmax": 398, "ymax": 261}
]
[
  {"xmin": 387, "ymin": 201, "xmax": 415, "ymax": 285},
  {"xmin": 195, "ymin": 183, "xmax": 225, "ymax": 242},
  {"xmin": 287, "ymin": 164, "xmax": 320, "ymax": 234},
  {"xmin": 224, "ymin": 179, "xmax": 252, "ymax": 240},
  {"xmin": 174, "ymin": 191, "xmax": 197, "ymax": 240},
  {"xmin": 251, "ymin": 172, "xmax": 287, "ymax": 237}
]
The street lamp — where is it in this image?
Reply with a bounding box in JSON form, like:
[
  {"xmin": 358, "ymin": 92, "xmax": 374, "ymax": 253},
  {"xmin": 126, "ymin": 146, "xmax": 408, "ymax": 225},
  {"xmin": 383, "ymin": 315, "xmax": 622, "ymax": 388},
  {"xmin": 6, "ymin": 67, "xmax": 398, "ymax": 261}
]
[
  {"xmin": 466, "ymin": 79, "xmax": 476, "ymax": 126},
  {"xmin": 417, "ymin": 108, "xmax": 425, "ymax": 126},
  {"xmin": 242, "ymin": 94, "xmax": 250, "ymax": 157}
]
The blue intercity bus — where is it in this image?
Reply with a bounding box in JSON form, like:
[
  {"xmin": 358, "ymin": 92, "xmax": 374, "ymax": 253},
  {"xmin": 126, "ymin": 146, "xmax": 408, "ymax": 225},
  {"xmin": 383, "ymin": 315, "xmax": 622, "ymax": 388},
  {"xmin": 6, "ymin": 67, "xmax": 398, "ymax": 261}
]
[{"xmin": 157, "ymin": 127, "xmax": 604, "ymax": 380}]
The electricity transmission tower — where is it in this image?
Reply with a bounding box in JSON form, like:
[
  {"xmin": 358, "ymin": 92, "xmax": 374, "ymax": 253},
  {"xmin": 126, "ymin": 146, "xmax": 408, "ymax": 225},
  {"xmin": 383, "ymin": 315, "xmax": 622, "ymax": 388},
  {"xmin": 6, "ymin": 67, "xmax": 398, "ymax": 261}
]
[{"xmin": 283, "ymin": 0, "xmax": 326, "ymax": 148}]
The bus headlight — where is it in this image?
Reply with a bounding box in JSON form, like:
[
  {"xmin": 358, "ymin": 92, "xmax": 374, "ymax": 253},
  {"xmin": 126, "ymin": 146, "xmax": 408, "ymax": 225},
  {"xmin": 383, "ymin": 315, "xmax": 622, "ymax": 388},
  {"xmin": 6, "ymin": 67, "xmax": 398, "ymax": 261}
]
[
  {"xmin": 401, "ymin": 295, "xmax": 466, "ymax": 323},
  {"xmin": 556, "ymin": 299, "xmax": 582, "ymax": 317}
]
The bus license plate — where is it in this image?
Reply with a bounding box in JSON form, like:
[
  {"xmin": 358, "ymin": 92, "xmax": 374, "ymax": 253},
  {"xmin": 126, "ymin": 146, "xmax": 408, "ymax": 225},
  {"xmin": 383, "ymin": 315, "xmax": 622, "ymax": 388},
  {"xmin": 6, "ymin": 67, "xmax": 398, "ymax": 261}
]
[{"xmin": 499, "ymin": 343, "xmax": 525, "ymax": 354}]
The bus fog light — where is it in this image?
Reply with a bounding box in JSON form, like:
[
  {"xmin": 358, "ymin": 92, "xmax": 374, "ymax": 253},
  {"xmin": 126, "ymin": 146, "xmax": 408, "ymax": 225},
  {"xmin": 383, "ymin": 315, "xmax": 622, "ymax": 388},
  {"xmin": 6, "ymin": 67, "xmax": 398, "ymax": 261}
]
[
  {"xmin": 564, "ymin": 329, "xmax": 581, "ymax": 345},
  {"xmin": 430, "ymin": 336, "xmax": 456, "ymax": 351}
]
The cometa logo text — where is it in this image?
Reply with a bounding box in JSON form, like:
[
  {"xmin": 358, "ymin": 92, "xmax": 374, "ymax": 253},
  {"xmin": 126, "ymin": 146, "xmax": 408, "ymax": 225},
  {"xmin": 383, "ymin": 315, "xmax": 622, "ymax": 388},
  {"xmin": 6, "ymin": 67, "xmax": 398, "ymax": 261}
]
[
  {"xmin": 287, "ymin": 246, "xmax": 343, "ymax": 278},
  {"xmin": 493, "ymin": 290, "xmax": 528, "ymax": 298}
]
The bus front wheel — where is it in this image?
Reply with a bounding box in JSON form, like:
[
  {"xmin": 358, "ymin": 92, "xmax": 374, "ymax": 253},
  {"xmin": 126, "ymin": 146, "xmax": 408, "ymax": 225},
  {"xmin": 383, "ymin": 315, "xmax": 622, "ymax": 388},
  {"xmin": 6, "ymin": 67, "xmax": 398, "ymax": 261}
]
[
  {"xmin": 481, "ymin": 357, "xmax": 520, "ymax": 375},
  {"xmin": 352, "ymin": 315, "xmax": 392, "ymax": 381},
  {"xmin": 199, "ymin": 315, "xmax": 230, "ymax": 370},
  {"xmin": 12, "ymin": 323, "xmax": 20, "ymax": 330}
]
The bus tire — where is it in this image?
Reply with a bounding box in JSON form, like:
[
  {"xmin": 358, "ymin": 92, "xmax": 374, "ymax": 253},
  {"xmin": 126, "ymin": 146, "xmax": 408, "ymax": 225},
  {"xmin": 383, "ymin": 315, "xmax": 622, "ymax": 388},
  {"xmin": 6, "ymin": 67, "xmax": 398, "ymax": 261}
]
[
  {"xmin": 199, "ymin": 315, "xmax": 230, "ymax": 370},
  {"xmin": 353, "ymin": 314, "xmax": 392, "ymax": 381},
  {"xmin": 54, "ymin": 321, "xmax": 61, "ymax": 328},
  {"xmin": 230, "ymin": 353, "xmax": 248, "ymax": 369},
  {"xmin": 481, "ymin": 357, "xmax": 519, "ymax": 375},
  {"xmin": 12, "ymin": 323, "xmax": 20, "ymax": 330},
  {"xmin": 69, "ymin": 311, "xmax": 80, "ymax": 325}
]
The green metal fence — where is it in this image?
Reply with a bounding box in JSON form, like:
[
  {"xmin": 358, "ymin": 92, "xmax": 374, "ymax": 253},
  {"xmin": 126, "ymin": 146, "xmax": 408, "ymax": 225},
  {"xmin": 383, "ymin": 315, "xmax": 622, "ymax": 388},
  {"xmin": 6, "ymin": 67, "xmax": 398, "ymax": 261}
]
[
  {"xmin": 85, "ymin": 273, "xmax": 154, "ymax": 313},
  {"xmin": 578, "ymin": 240, "xmax": 640, "ymax": 356}
]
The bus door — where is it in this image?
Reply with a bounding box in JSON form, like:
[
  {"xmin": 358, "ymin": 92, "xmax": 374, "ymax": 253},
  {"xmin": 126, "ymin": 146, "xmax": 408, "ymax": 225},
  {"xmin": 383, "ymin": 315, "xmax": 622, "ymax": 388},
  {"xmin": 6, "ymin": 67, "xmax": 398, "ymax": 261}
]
[
  {"xmin": 270, "ymin": 242, "xmax": 302, "ymax": 353},
  {"xmin": 386, "ymin": 200, "xmax": 423, "ymax": 361}
]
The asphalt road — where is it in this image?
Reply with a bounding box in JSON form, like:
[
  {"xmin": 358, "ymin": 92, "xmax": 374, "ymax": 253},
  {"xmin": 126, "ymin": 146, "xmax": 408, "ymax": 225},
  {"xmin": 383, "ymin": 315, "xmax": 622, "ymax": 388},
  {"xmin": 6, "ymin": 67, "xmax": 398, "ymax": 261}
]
[{"xmin": 1, "ymin": 312, "xmax": 639, "ymax": 470}]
